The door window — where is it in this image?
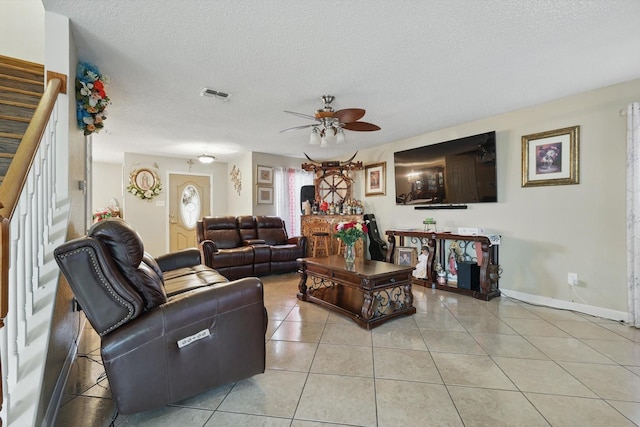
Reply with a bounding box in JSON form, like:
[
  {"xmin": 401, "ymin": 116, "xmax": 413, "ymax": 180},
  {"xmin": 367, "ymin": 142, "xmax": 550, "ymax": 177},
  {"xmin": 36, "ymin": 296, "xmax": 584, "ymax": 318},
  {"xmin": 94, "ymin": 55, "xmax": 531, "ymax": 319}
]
[{"xmin": 180, "ymin": 184, "xmax": 200, "ymax": 229}]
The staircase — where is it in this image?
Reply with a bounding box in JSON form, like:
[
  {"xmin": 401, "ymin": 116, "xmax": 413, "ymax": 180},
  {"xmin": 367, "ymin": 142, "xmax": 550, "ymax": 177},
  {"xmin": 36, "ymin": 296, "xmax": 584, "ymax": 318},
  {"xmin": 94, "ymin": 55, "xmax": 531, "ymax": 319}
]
[
  {"xmin": 0, "ymin": 55, "xmax": 70, "ymax": 426},
  {"xmin": 0, "ymin": 56, "xmax": 44, "ymax": 184}
]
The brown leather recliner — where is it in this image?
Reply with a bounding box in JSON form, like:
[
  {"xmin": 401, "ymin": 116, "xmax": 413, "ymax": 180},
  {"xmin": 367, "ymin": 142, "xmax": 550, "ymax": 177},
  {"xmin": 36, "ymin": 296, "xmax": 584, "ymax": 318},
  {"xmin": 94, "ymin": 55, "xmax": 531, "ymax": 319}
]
[
  {"xmin": 54, "ymin": 218, "xmax": 266, "ymax": 415},
  {"xmin": 197, "ymin": 215, "xmax": 307, "ymax": 280}
]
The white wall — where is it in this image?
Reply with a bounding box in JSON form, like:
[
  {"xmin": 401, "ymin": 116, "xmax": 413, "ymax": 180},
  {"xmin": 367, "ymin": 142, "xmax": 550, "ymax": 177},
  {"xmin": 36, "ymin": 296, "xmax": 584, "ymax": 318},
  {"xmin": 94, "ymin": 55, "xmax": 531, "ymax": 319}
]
[
  {"xmin": 226, "ymin": 152, "xmax": 253, "ymax": 216},
  {"xmin": 356, "ymin": 78, "xmax": 640, "ymax": 319},
  {"xmin": 121, "ymin": 153, "xmax": 228, "ymax": 256},
  {"xmin": 0, "ymin": 0, "xmax": 44, "ymax": 62},
  {"xmin": 252, "ymin": 151, "xmax": 307, "ymax": 217},
  {"xmin": 92, "ymin": 162, "xmax": 123, "ymax": 215}
]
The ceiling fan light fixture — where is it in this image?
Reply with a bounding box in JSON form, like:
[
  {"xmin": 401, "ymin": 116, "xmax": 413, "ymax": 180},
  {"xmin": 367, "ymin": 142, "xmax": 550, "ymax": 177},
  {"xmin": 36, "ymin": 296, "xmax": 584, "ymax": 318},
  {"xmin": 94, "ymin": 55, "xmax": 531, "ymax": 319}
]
[
  {"xmin": 320, "ymin": 133, "xmax": 328, "ymax": 148},
  {"xmin": 336, "ymin": 128, "xmax": 346, "ymax": 144},
  {"xmin": 324, "ymin": 127, "xmax": 337, "ymax": 145},
  {"xmin": 309, "ymin": 127, "xmax": 321, "ymax": 145},
  {"xmin": 198, "ymin": 154, "xmax": 216, "ymax": 164}
]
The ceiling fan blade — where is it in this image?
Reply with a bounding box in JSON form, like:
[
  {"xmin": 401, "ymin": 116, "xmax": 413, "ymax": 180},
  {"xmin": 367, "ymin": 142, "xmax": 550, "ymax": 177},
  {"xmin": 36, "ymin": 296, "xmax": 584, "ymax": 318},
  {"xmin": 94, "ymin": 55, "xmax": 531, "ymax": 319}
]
[
  {"xmin": 342, "ymin": 121, "xmax": 381, "ymax": 131},
  {"xmin": 334, "ymin": 108, "xmax": 365, "ymax": 123},
  {"xmin": 284, "ymin": 110, "xmax": 318, "ymax": 121},
  {"xmin": 279, "ymin": 124, "xmax": 315, "ymax": 133}
]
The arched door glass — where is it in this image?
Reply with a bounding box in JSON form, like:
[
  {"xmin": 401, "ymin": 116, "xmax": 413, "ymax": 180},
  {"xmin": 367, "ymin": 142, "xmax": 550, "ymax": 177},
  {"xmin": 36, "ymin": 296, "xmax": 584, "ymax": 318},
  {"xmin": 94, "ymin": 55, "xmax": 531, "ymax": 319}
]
[{"xmin": 180, "ymin": 184, "xmax": 200, "ymax": 229}]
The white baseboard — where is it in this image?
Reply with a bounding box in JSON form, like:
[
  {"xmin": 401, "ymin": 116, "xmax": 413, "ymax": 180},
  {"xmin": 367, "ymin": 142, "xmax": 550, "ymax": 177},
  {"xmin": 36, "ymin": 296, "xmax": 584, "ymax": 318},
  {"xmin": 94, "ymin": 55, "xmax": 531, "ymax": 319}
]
[
  {"xmin": 41, "ymin": 315, "xmax": 85, "ymax": 427},
  {"xmin": 500, "ymin": 288, "xmax": 628, "ymax": 323}
]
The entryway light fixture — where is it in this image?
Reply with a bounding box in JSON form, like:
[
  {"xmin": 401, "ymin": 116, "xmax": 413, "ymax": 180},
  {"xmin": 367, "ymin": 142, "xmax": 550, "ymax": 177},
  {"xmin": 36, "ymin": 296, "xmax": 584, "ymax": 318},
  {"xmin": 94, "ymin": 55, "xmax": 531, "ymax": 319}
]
[{"xmin": 198, "ymin": 154, "xmax": 216, "ymax": 164}]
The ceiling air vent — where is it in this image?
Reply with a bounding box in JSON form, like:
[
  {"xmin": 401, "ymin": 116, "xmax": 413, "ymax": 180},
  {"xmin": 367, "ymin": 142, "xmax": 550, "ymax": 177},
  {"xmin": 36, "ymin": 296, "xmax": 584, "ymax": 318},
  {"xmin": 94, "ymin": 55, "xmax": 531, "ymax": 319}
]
[{"xmin": 200, "ymin": 88, "xmax": 231, "ymax": 101}]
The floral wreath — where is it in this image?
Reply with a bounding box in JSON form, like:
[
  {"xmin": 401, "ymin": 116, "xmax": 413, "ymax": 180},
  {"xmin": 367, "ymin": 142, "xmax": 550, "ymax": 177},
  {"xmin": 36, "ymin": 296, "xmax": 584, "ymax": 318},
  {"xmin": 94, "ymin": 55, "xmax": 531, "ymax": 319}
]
[
  {"xmin": 76, "ymin": 62, "xmax": 110, "ymax": 136},
  {"xmin": 127, "ymin": 168, "xmax": 162, "ymax": 200}
]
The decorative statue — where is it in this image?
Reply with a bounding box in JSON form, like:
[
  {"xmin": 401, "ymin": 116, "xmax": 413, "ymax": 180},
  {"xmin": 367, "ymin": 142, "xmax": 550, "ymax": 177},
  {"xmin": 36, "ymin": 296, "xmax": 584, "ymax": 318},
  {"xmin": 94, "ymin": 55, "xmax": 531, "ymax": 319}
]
[
  {"xmin": 447, "ymin": 242, "xmax": 460, "ymax": 282},
  {"xmin": 412, "ymin": 246, "xmax": 428, "ymax": 279}
]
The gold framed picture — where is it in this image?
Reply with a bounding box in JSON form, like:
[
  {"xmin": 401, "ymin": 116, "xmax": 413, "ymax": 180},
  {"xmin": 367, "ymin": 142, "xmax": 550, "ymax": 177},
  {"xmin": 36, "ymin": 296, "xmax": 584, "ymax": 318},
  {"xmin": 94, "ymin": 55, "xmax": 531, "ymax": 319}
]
[
  {"xmin": 256, "ymin": 185, "xmax": 273, "ymax": 204},
  {"xmin": 365, "ymin": 162, "xmax": 386, "ymax": 196},
  {"xmin": 522, "ymin": 125, "xmax": 579, "ymax": 187},
  {"xmin": 395, "ymin": 246, "xmax": 417, "ymax": 266},
  {"xmin": 257, "ymin": 165, "xmax": 273, "ymax": 185}
]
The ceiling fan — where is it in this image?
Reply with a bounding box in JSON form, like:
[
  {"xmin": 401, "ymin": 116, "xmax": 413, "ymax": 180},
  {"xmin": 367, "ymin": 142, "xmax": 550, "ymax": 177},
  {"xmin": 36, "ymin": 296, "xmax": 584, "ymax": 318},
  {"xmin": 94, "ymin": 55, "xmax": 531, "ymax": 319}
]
[{"xmin": 280, "ymin": 95, "xmax": 381, "ymax": 147}]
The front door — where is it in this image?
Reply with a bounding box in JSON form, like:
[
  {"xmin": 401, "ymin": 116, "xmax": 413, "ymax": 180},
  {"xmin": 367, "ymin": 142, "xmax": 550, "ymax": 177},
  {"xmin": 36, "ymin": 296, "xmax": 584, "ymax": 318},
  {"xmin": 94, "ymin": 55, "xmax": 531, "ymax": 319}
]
[{"xmin": 169, "ymin": 174, "xmax": 211, "ymax": 251}]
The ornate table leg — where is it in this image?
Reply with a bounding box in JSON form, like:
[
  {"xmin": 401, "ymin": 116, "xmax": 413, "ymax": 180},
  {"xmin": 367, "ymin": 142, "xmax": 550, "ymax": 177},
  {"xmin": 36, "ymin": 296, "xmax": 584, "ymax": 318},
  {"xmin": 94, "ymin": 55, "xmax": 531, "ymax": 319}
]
[
  {"xmin": 297, "ymin": 263, "xmax": 308, "ymax": 300},
  {"xmin": 403, "ymin": 283, "xmax": 414, "ymax": 307},
  {"xmin": 361, "ymin": 292, "xmax": 375, "ymax": 321}
]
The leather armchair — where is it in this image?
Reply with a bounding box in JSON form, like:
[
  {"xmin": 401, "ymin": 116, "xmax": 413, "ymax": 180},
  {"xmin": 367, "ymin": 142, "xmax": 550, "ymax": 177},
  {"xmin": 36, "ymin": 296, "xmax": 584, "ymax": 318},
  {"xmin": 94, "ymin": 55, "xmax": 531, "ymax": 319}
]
[
  {"xmin": 255, "ymin": 216, "xmax": 306, "ymax": 273},
  {"xmin": 54, "ymin": 219, "xmax": 266, "ymax": 415}
]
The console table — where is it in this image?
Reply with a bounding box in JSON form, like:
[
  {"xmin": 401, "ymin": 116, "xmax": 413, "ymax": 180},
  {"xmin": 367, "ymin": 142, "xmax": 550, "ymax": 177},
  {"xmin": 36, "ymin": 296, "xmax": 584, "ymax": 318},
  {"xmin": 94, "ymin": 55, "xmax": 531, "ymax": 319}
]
[{"xmin": 385, "ymin": 230, "xmax": 500, "ymax": 301}]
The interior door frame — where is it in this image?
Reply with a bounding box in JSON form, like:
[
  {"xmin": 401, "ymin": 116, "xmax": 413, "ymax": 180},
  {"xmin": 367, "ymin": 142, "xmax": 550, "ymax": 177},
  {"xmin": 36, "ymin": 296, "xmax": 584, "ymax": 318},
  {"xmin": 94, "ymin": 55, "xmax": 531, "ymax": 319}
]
[{"xmin": 165, "ymin": 170, "xmax": 213, "ymax": 253}]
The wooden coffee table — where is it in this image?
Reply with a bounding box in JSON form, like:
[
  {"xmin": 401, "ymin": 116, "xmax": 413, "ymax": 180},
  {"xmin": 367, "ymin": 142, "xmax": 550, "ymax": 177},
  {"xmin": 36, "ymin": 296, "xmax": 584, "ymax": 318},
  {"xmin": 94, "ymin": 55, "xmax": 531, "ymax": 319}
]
[{"xmin": 297, "ymin": 256, "xmax": 416, "ymax": 330}]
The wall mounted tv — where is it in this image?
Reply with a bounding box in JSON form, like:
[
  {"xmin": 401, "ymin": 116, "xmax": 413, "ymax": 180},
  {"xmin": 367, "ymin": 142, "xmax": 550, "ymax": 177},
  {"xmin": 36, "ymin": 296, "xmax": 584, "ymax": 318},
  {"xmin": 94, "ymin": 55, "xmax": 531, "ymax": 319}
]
[{"xmin": 394, "ymin": 131, "xmax": 497, "ymax": 206}]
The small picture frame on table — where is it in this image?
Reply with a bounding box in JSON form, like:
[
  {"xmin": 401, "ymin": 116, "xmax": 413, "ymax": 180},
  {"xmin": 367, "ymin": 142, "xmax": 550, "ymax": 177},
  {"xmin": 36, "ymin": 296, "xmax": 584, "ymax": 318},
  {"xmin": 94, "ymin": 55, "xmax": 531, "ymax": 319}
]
[{"xmin": 395, "ymin": 246, "xmax": 417, "ymax": 266}]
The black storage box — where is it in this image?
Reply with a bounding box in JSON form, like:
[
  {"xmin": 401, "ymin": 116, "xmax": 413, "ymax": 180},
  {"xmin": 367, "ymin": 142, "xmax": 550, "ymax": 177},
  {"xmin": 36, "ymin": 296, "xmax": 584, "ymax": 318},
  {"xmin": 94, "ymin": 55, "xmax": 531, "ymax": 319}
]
[{"xmin": 457, "ymin": 261, "xmax": 480, "ymax": 290}]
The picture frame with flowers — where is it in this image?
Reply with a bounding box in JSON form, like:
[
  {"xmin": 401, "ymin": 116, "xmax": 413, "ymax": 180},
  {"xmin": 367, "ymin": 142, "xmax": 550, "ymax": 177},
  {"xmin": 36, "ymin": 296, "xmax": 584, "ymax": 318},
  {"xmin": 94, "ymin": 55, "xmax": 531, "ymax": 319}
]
[
  {"xmin": 521, "ymin": 125, "xmax": 579, "ymax": 187},
  {"xmin": 127, "ymin": 168, "xmax": 162, "ymax": 200}
]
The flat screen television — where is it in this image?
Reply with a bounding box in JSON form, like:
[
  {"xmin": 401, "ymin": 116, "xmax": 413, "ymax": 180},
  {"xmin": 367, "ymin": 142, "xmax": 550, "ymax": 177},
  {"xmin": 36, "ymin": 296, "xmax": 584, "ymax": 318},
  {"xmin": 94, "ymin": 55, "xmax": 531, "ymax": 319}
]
[{"xmin": 394, "ymin": 131, "xmax": 497, "ymax": 205}]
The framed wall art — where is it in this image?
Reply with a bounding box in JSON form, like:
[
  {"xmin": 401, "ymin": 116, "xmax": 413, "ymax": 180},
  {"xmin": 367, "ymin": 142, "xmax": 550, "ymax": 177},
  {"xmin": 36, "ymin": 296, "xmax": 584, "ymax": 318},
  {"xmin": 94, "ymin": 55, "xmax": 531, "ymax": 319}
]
[
  {"xmin": 394, "ymin": 246, "xmax": 417, "ymax": 267},
  {"xmin": 256, "ymin": 185, "xmax": 273, "ymax": 204},
  {"xmin": 127, "ymin": 167, "xmax": 162, "ymax": 200},
  {"xmin": 257, "ymin": 165, "xmax": 273, "ymax": 185},
  {"xmin": 365, "ymin": 162, "xmax": 386, "ymax": 196},
  {"xmin": 521, "ymin": 125, "xmax": 579, "ymax": 187}
]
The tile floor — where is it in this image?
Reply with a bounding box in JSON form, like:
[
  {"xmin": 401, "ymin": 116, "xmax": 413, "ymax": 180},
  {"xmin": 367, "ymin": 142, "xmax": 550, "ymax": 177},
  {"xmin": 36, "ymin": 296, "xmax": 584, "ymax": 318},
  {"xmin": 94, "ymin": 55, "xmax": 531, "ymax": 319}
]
[{"xmin": 56, "ymin": 273, "xmax": 640, "ymax": 426}]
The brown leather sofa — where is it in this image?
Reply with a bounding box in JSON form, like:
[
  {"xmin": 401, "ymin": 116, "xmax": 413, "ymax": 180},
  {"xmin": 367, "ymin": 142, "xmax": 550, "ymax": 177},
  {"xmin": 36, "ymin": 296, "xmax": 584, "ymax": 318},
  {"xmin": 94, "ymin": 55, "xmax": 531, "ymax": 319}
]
[
  {"xmin": 197, "ymin": 215, "xmax": 307, "ymax": 280},
  {"xmin": 54, "ymin": 218, "xmax": 266, "ymax": 415}
]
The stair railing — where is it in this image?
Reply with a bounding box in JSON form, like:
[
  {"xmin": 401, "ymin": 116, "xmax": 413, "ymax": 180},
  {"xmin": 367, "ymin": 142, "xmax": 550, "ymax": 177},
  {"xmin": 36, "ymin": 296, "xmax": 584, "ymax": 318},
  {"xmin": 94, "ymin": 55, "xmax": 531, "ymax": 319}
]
[{"xmin": 0, "ymin": 77, "xmax": 63, "ymax": 426}]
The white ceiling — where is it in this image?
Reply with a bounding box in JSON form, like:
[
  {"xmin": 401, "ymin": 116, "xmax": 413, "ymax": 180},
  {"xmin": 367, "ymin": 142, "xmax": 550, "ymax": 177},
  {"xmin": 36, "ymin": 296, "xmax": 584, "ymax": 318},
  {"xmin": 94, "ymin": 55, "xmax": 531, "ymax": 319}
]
[{"xmin": 41, "ymin": 0, "xmax": 640, "ymax": 164}]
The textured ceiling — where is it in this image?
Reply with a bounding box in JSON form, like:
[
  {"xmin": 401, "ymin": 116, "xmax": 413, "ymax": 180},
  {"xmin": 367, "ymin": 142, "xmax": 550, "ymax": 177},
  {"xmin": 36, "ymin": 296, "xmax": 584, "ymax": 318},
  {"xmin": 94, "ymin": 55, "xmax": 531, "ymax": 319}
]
[{"xmin": 42, "ymin": 0, "xmax": 640, "ymax": 163}]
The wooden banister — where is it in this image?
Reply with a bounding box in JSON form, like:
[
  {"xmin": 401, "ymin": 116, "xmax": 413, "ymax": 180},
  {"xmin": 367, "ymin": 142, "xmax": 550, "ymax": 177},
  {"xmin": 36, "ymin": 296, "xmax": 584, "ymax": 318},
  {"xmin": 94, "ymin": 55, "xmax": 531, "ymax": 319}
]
[
  {"xmin": 0, "ymin": 78, "xmax": 61, "ymax": 221},
  {"xmin": 0, "ymin": 77, "xmax": 63, "ymax": 427}
]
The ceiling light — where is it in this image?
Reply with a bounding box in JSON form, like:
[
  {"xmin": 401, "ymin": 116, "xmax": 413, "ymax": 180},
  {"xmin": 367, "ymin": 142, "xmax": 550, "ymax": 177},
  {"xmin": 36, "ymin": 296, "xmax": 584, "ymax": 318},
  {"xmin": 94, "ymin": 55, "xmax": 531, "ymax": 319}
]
[
  {"xmin": 198, "ymin": 154, "xmax": 216, "ymax": 164},
  {"xmin": 309, "ymin": 127, "xmax": 321, "ymax": 145}
]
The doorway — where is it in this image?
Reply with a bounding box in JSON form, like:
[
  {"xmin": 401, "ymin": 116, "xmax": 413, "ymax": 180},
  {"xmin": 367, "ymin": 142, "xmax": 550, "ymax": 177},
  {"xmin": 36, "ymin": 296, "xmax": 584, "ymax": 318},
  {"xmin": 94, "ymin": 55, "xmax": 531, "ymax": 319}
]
[{"xmin": 168, "ymin": 173, "xmax": 211, "ymax": 251}]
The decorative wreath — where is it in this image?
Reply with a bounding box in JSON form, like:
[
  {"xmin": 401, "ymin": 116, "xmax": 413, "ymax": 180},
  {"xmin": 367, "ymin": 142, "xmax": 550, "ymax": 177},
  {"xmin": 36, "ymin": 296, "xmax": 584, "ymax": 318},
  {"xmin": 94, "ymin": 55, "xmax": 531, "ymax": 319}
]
[
  {"xmin": 127, "ymin": 168, "xmax": 162, "ymax": 200},
  {"xmin": 75, "ymin": 62, "xmax": 110, "ymax": 136}
]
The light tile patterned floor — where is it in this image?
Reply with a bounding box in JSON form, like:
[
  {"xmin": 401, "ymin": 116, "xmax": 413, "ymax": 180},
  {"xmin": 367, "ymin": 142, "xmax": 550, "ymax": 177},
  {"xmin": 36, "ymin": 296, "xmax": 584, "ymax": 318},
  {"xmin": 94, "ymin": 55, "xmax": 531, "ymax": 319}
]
[{"xmin": 56, "ymin": 273, "xmax": 640, "ymax": 426}]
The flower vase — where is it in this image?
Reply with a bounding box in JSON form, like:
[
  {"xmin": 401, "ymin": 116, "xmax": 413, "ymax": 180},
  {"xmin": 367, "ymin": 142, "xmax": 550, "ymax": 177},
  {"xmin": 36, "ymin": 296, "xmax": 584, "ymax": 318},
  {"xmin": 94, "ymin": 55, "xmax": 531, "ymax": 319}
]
[{"xmin": 344, "ymin": 243, "xmax": 356, "ymax": 265}]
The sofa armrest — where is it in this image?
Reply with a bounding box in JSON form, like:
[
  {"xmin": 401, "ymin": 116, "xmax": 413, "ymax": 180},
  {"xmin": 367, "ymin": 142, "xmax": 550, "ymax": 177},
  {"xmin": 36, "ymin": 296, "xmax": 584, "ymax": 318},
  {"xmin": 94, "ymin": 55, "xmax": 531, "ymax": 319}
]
[
  {"xmin": 198, "ymin": 240, "xmax": 219, "ymax": 267},
  {"xmin": 155, "ymin": 248, "xmax": 202, "ymax": 272},
  {"xmin": 244, "ymin": 239, "xmax": 266, "ymax": 245},
  {"xmin": 101, "ymin": 277, "xmax": 266, "ymax": 414},
  {"xmin": 287, "ymin": 235, "xmax": 307, "ymax": 247}
]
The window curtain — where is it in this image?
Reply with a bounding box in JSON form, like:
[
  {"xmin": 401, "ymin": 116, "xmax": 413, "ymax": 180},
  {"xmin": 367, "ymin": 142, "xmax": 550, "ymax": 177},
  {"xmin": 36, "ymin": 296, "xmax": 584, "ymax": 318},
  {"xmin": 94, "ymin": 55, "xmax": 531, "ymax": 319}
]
[
  {"xmin": 627, "ymin": 102, "xmax": 640, "ymax": 327},
  {"xmin": 274, "ymin": 168, "xmax": 314, "ymax": 236}
]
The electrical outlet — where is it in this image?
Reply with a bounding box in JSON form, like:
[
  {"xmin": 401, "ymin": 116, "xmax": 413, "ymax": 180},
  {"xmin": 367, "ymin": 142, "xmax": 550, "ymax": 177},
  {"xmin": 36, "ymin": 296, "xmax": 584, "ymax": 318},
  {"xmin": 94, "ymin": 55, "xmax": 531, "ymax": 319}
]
[{"xmin": 568, "ymin": 272, "xmax": 578, "ymax": 286}]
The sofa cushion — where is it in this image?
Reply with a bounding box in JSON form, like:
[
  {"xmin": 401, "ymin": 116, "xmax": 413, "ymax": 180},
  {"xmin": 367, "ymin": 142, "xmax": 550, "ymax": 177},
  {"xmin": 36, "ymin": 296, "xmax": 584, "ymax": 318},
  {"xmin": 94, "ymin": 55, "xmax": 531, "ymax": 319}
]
[
  {"xmin": 210, "ymin": 247, "xmax": 255, "ymax": 268},
  {"xmin": 162, "ymin": 265, "xmax": 229, "ymax": 296},
  {"xmin": 270, "ymin": 244, "xmax": 303, "ymax": 262},
  {"xmin": 256, "ymin": 216, "xmax": 288, "ymax": 245},
  {"xmin": 89, "ymin": 218, "xmax": 167, "ymax": 311},
  {"xmin": 238, "ymin": 215, "xmax": 259, "ymax": 241},
  {"xmin": 200, "ymin": 217, "xmax": 242, "ymax": 249}
]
